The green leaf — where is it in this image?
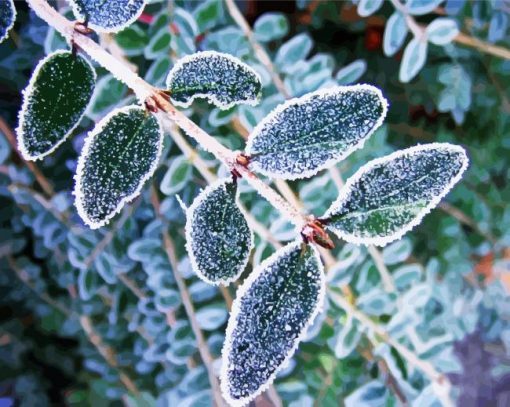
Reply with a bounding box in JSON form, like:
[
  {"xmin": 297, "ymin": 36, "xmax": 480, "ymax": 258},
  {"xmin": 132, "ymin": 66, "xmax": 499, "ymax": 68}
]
[
  {"xmin": 246, "ymin": 85, "xmax": 388, "ymax": 180},
  {"xmin": 74, "ymin": 106, "xmax": 163, "ymax": 229},
  {"xmin": 196, "ymin": 304, "xmax": 228, "ymax": 331},
  {"xmin": 144, "ymin": 29, "xmax": 171, "ymax": 60},
  {"xmin": 69, "ymin": 0, "xmax": 147, "ymax": 33},
  {"xmin": 426, "ymin": 18, "xmax": 459, "ymax": 45},
  {"xmin": 115, "ymin": 24, "xmax": 148, "ymax": 56},
  {"xmin": 333, "ymin": 315, "xmax": 361, "ymax": 358},
  {"xmin": 323, "ymin": 143, "xmax": 469, "ymax": 246},
  {"xmin": 254, "ymin": 12, "xmax": 289, "ymax": 42},
  {"xmin": 335, "ymin": 60, "xmax": 367, "ymax": 85},
  {"xmin": 166, "ymin": 51, "xmax": 262, "ymax": 109},
  {"xmin": 221, "ymin": 240, "xmax": 325, "ymax": 406},
  {"xmin": 193, "ymin": 0, "xmax": 224, "ymax": 33},
  {"xmin": 383, "ymin": 11, "xmax": 408, "ymax": 56},
  {"xmin": 407, "ymin": 0, "xmax": 444, "ymax": 16},
  {"xmin": 275, "ymin": 33, "xmax": 313, "ymax": 73},
  {"xmin": 399, "ymin": 37, "xmax": 427, "ymax": 83},
  {"xmin": 185, "ymin": 178, "xmax": 253, "ymax": 285},
  {"xmin": 160, "ymin": 155, "xmax": 192, "ymax": 196},
  {"xmin": 0, "ymin": 0, "xmax": 16, "ymax": 43},
  {"xmin": 357, "ymin": 0, "xmax": 384, "ymax": 17},
  {"xmin": 16, "ymin": 51, "xmax": 96, "ymax": 161}
]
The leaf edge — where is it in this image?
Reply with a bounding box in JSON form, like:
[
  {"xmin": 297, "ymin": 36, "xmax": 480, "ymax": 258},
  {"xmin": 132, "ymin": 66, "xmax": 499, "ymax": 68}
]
[{"xmin": 0, "ymin": 0, "xmax": 16, "ymax": 43}]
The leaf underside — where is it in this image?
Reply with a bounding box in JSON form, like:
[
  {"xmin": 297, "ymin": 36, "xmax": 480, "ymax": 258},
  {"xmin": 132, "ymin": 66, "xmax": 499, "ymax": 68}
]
[
  {"xmin": 0, "ymin": 0, "xmax": 15, "ymax": 43},
  {"xmin": 186, "ymin": 178, "xmax": 252, "ymax": 285},
  {"xmin": 166, "ymin": 51, "xmax": 262, "ymax": 109},
  {"xmin": 221, "ymin": 241, "xmax": 324, "ymax": 406},
  {"xmin": 69, "ymin": 0, "xmax": 146, "ymax": 32},
  {"xmin": 246, "ymin": 85, "xmax": 387, "ymax": 180},
  {"xmin": 324, "ymin": 143, "xmax": 468, "ymax": 246},
  {"xmin": 75, "ymin": 106, "xmax": 163, "ymax": 229},
  {"xmin": 17, "ymin": 51, "xmax": 95, "ymax": 160}
]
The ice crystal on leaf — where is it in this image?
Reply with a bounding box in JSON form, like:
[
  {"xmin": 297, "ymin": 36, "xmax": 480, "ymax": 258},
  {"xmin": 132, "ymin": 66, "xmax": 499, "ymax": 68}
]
[
  {"xmin": 68, "ymin": 0, "xmax": 146, "ymax": 33},
  {"xmin": 74, "ymin": 105, "xmax": 163, "ymax": 229},
  {"xmin": 165, "ymin": 51, "xmax": 262, "ymax": 109},
  {"xmin": 0, "ymin": 0, "xmax": 15, "ymax": 43},
  {"xmin": 16, "ymin": 50, "xmax": 96, "ymax": 161},
  {"xmin": 245, "ymin": 84, "xmax": 387, "ymax": 180},
  {"xmin": 221, "ymin": 240, "xmax": 325, "ymax": 406},
  {"xmin": 185, "ymin": 178, "xmax": 253, "ymax": 286},
  {"xmin": 323, "ymin": 143, "xmax": 469, "ymax": 246}
]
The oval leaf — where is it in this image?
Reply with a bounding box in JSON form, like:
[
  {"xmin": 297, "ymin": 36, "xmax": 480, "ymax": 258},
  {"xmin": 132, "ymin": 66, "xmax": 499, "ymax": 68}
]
[
  {"xmin": 0, "ymin": 0, "xmax": 15, "ymax": 43},
  {"xmin": 221, "ymin": 240, "xmax": 325, "ymax": 406},
  {"xmin": 74, "ymin": 106, "xmax": 163, "ymax": 229},
  {"xmin": 426, "ymin": 18, "xmax": 459, "ymax": 45},
  {"xmin": 323, "ymin": 143, "xmax": 469, "ymax": 246},
  {"xmin": 16, "ymin": 50, "xmax": 96, "ymax": 161},
  {"xmin": 166, "ymin": 51, "xmax": 262, "ymax": 109},
  {"xmin": 399, "ymin": 37, "xmax": 427, "ymax": 83},
  {"xmin": 246, "ymin": 85, "xmax": 388, "ymax": 180},
  {"xmin": 335, "ymin": 60, "xmax": 367, "ymax": 85},
  {"xmin": 383, "ymin": 11, "xmax": 408, "ymax": 57},
  {"xmin": 185, "ymin": 178, "xmax": 253, "ymax": 285},
  {"xmin": 357, "ymin": 0, "xmax": 384, "ymax": 17},
  {"xmin": 68, "ymin": 0, "xmax": 146, "ymax": 33}
]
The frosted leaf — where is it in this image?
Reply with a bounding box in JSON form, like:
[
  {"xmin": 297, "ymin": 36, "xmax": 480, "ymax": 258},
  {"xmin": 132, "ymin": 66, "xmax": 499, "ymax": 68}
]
[
  {"xmin": 68, "ymin": 0, "xmax": 146, "ymax": 33},
  {"xmin": 323, "ymin": 143, "xmax": 469, "ymax": 246},
  {"xmin": 16, "ymin": 50, "xmax": 96, "ymax": 161},
  {"xmin": 165, "ymin": 51, "xmax": 262, "ymax": 110},
  {"xmin": 185, "ymin": 178, "xmax": 253, "ymax": 286},
  {"xmin": 0, "ymin": 0, "xmax": 15, "ymax": 43},
  {"xmin": 221, "ymin": 240, "xmax": 325, "ymax": 406},
  {"xmin": 245, "ymin": 85, "xmax": 388, "ymax": 180},
  {"xmin": 74, "ymin": 106, "xmax": 163, "ymax": 229}
]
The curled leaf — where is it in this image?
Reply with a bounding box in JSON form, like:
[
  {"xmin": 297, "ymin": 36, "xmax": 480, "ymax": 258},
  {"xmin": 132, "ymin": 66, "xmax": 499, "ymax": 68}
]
[
  {"xmin": 323, "ymin": 143, "xmax": 469, "ymax": 246},
  {"xmin": 165, "ymin": 51, "xmax": 262, "ymax": 109},
  {"xmin": 74, "ymin": 106, "xmax": 163, "ymax": 229},
  {"xmin": 245, "ymin": 85, "xmax": 388, "ymax": 180},
  {"xmin": 186, "ymin": 178, "xmax": 253, "ymax": 286},
  {"xmin": 0, "ymin": 0, "xmax": 15, "ymax": 43},
  {"xmin": 221, "ymin": 240, "xmax": 325, "ymax": 406},
  {"xmin": 16, "ymin": 50, "xmax": 96, "ymax": 161},
  {"xmin": 68, "ymin": 0, "xmax": 146, "ymax": 33}
]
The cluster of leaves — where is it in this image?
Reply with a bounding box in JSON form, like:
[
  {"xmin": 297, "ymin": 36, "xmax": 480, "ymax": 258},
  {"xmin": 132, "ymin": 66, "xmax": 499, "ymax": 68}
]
[{"xmin": 1, "ymin": 0, "xmax": 509, "ymax": 406}]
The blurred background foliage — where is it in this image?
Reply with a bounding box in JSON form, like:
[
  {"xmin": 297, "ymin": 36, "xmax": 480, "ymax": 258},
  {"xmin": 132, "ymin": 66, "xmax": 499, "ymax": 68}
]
[{"xmin": 1, "ymin": 0, "xmax": 510, "ymax": 406}]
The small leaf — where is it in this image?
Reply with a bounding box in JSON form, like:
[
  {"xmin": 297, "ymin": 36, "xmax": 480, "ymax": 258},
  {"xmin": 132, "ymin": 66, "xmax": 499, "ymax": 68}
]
[
  {"xmin": 74, "ymin": 106, "xmax": 163, "ymax": 229},
  {"xmin": 166, "ymin": 51, "xmax": 262, "ymax": 109},
  {"xmin": 68, "ymin": 0, "xmax": 147, "ymax": 33},
  {"xmin": 0, "ymin": 0, "xmax": 15, "ymax": 43},
  {"xmin": 193, "ymin": 0, "xmax": 224, "ymax": 33},
  {"xmin": 333, "ymin": 315, "xmax": 361, "ymax": 358},
  {"xmin": 399, "ymin": 37, "xmax": 427, "ymax": 83},
  {"xmin": 383, "ymin": 11, "xmax": 408, "ymax": 56},
  {"xmin": 275, "ymin": 33, "xmax": 313, "ymax": 73},
  {"xmin": 16, "ymin": 50, "xmax": 96, "ymax": 161},
  {"xmin": 254, "ymin": 12, "xmax": 289, "ymax": 42},
  {"xmin": 185, "ymin": 178, "xmax": 253, "ymax": 285},
  {"xmin": 115, "ymin": 24, "xmax": 148, "ymax": 56},
  {"xmin": 407, "ymin": 0, "xmax": 444, "ymax": 16},
  {"xmin": 426, "ymin": 18, "xmax": 459, "ymax": 45},
  {"xmin": 221, "ymin": 240, "xmax": 325, "ymax": 406},
  {"xmin": 335, "ymin": 60, "xmax": 367, "ymax": 85},
  {"xmin": 160, "ymin": 155, "xmax": 192, "ymax": 196},
  {"xmin": 323, "ymin": 143, "xmax": 469, "ymax": 246},
  {"xmin": 357, "ymin": 0, "xmax": 384, "ymax": 17},
  {"xmin": 246, "ymin": 85, "xmax": 388, "ymax": 180},
  {"xmin": 488, "ymin": 12, "xmax": 509, "ymax": 43}
]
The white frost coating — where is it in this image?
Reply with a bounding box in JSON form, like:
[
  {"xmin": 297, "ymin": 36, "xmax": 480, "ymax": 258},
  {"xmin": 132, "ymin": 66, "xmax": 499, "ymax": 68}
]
[
  {"xmin": 165, "ymin": 50, "xmax": 262, "ymax": 110},
  {"xmin": 16, "ymin": 50, "xmax": 96, "ymax": 161},
  {"xmin": 74, "ymin": 105, "xmax": 164, "ymax": 229},
  {"xmin": 68, "ymin": 0, "xmax": 147, "ymax": 33},
  {"xmin": 0, "ymin": 0, "xmax": 16, "ymax": 43},
  {"xmin": 245, "ymin": 84, "xmax": 388, "ymax": 180},
  {"xmin": 323, "ymin": 142, "xmax": 469, "ymax": 247},
  {"xmin": 220, "ymin": 240, "xmax": 326, "ymax": 407},
  {"xmin": 185, "ymin": 178, "xmax": 254, "ymax": 286}
]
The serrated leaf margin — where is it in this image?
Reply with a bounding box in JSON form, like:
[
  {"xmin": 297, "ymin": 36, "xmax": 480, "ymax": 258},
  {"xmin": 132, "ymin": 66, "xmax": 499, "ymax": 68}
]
[
  {"xmin": 16, "ymin": 50, "xmax": 96, "ymax": 161},
  {"xmin": 323, "ymin": 142, "xmax": 469, "ymax": 247},
  {"xmin": 245, "ymin": 84, "xmax": 388, "ymax": 180},
  {"xmin": 0, "ymin": 0, "xmax": 16, "ymax": 43},
  {"xmin": 220, "ymin": 239, "xmax": 326, "ymax": 407},
  {"xmin": 185, "ymin": 177, "xmax": 254, "ymax": 286},
  {"xmin": 73, "ymin": 105, "xmax": 163, "ymax": 229},
  {"xmin": 165, "ymin": 50, "xmax": 262, "ymax": 110}
]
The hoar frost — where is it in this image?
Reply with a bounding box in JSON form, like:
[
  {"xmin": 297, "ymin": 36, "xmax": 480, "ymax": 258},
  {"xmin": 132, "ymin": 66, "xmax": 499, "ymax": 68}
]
[
  {"xmin": 166, "ymin": 51, "xmax": 262, "ymax": 109},
  {"xmin": 0, "ymin": 0, "xmax": 16, "ymax": 43},
  {"xmin": 246, "ymin": 84, "xmax": 388, "ymax": 180},
  {"xmin": 221, "ymin": 240, "xmax": 325, "ymax": 406},
  {"xmin": 74, "ymin": 105, "xmax": 163, "ymax": 229},
  {"xmin": 323, "ymin": 143, "xmax": 469, "ymax": 246},
  {"xmin": 185, "ymin": 178, "xmax": 253, "ymax": 286}
]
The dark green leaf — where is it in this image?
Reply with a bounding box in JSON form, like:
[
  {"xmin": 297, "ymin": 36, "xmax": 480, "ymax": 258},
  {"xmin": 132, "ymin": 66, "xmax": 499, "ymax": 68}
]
[
  {"xmin": 185, "ymin": 178, "xmax": 253, "ymax": 285},
  {"xmin": 0, "ymin": 0, "xmax": 15, "ymax": 43},
  {"xmin": 74, "ymin": 106, "xmax": 163, "ymax": 229},
  {"xmin": 246, "ymin": 85, "xmax": 388, "ymax": 180},
  {"xmin": 323, "ymin": 143, "xmax": 469, "ymax": 246},
  {"xmin": 17, "ymin": 51, "xmax": 96, "ymax": 160},
  {"xmin": 221, "ymin": 241, "xmax": 325, "ymax": 405},
  {"xmin": 166, "ymin": 51, "xmax": 262, "ymax": 109}
]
